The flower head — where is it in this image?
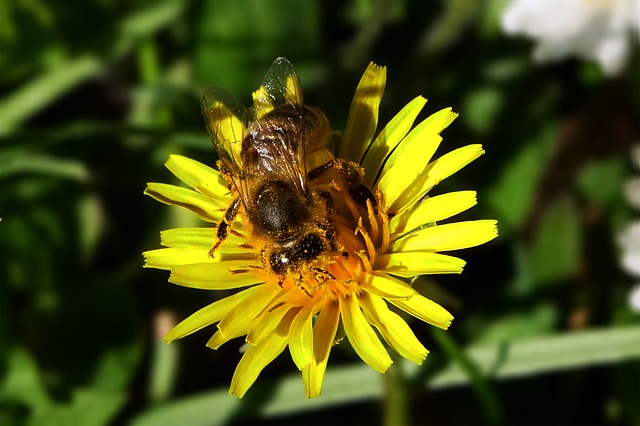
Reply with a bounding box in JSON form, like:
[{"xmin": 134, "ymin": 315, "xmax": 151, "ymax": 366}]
[{"xmin": 144, "ymin": 59, "xmax": 498, "ymax": 398}]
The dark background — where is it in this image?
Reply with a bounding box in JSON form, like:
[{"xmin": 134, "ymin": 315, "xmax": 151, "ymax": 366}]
[{"xmin": 1, "ymin": 1, "xmax": 639, "ymax": 425}]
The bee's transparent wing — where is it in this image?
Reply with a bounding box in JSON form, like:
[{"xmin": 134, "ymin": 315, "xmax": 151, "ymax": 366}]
[
  {"xmin": 201, "ymin": 86, "xmax": 245, "ymax": 171},
  {"xmin": 244, "ymin": 57, "xmax": 308, "ymax": 193},
  {"xmin": 201, "ymin": 86, "xmax": 254, "ymax": 207},
  {"xmin": 250, "ymin": 57, "xmax": 304, "ymax": 119}
]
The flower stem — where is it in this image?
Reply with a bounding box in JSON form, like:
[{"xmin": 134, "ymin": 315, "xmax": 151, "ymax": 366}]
[{"xmin": 383, "ymin": 357, "xmax": 409, "ymax": 426}]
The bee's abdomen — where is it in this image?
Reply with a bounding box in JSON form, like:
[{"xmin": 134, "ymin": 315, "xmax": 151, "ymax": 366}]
[{"xmin": 252, "ymin": 180, "xmax": 309, "ymax": 241}]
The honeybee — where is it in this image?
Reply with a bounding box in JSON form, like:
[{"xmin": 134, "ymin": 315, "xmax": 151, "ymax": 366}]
[{"xmin": 201, "ymin": 57, "xmax": 362, "ymax": 278}]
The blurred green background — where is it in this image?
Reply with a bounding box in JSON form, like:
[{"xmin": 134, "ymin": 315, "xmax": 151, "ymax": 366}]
[{"xmin": 1, "ymin": 0, "xmax": 639, "ymax": 425}]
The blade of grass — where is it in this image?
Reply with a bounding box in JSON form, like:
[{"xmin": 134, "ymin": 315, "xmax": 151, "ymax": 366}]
[
  {"xmin": 0, "ymin": 56, "xmax": 101, "ymax": 135},
  {"xmin": 130, "ymin": 326, "xmax": 640, "ymax": 425},
  {"xmin": 430, "ymin": 329, "xmax": 504, "ymax": 425},
  {"xmin": 0, "ymin": 0, "xmax": 185, "ymax": 135},
  {"xmin": 0, "ymin": 153, "xmax": 89, "ymax": 180}
]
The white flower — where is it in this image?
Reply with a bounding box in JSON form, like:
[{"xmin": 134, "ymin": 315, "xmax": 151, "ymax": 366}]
[
  {"xmin": 501, "ymin": 0, "xmax": 640, "ymax": 76},
  {"xmin": 629, "ymin": 285, "xmax": 640, "ymax": 311},
  {"xmin": 624, "ymin": 145, "xmax": 640, "ymax": 209},
  {"xmin": 618, "ymin": 144, "xmax": 640, "ymax": 312},
  {"xmin": 619, "ymin": 221, "xmax": 640, "ymax": 277}
]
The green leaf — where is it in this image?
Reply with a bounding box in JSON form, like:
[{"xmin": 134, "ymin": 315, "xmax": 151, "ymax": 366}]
[
  {"xmin": 529, "ymin": 196, "xmax": 581, "ymax": 284},
  {"xmin": 462, "ymin": 87, "xmax": 503, "ymax": 135},
  {"xmin": 430, "ymin": 329, "xmax": 504, "ymax": 424},
  {"xmin": 130, "ymin": 327, "xmax": 640, "ymax": 424},
  {"xmin": 131, "ymin": 362, "xmax": 384, "ymax": 426},
  {"xmin": 576, "ymin": 156, "xmax": 626, "ymax": 208},
  {"xmin": 91, "ymin": 343, "xmax": 143, "ymax": 393},
  {"xmin": 27, "ymin": 390, "xmax": 126, "ymax": 426},
  {"xmin": 472, "ymin": 303, "xmax": 558, "ymax": 345},
  {"xmin": 0, "ymin": 153, "xmax": 89, "ymax": 181},
  {"xmin": 0, "ymin": 348, "xmax": 51, "ymax": 414},
  {"xmin": 0, "ymin": 0, "xmax": 185, "ymax": 135},
  {"xmin": 487, "ymin": 123, "xmax": 555, "ymax": 232},
  {"xmin": 194, "ymin": 0, "xmax": 320, "ymax": 95},
  {"xmin": 0, "ymin": 56, "xmax": 101, "ymax": 135},
  {"xmin": 426, "ymin": 326, "xmax": 640, "ymax": 388},
  {"xmin": 420, "ymin": 0, "xmax": 479, "ymax": 54}
]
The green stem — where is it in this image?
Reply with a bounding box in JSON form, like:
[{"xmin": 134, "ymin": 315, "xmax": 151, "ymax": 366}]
[
  {"xmin": 431, "ymin": 329, "xmax": 504, "ymax": 425},
  {"xmin": 137, "ymin": 38, "xmax": 160, "ymax": 85},
  {"xmin": 383, "ymin": 356, "xmax": 409, "ymax": 426}
]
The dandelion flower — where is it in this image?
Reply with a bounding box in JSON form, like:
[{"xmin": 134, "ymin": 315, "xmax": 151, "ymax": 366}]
[{"xmin": 143, "ymin": 58, "xmax": 498, "ymax": 398}]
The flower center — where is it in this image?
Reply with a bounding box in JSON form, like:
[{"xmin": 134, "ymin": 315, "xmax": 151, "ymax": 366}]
[{"xmin": 283, "ymin": 188, "xmax": 391, "ymax": 300}]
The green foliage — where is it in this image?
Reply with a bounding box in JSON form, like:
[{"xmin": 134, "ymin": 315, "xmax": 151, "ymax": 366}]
[{"xmin": 1, "ymin": 0, "xmax": 638, "ymax": 425}]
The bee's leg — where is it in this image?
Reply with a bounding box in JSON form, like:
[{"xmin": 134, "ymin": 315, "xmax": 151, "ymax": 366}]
[
  {"xmin": 209, "ymin": 197, "xmax": 241, "ymax": 258},
  {"xmin": 309, "ymin": 159, "xmax": 375, "ymax": 208},
  {"xmin": 307, "ymin": 159, "xmax": 335, "ymax": 180},
  {"xmin": 316, "ymin": 220, "xmax": 338, "ymax": 251},
  {"xmin": 313, "ymin": 267, "xmax": 335, "ymax": 282},
  {"xmin": 295, "ymin": 274, "xmax": 312, "ymax": 297},
  {"xmin": 308, "ymin": 158, "xmax": 362, "ymax": 186},
  {"xmin": 317, "ymin": 190, "xmax": 335, "ymax": 213},
  {"xmin": 348, "ymin": 184, "xmax": 376, "ymax": 209}
]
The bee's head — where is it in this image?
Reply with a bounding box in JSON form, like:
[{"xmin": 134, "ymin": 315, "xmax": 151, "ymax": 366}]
[{"xmin": 268, "ymin": 232, "xmax": 326, "ymax": 275}]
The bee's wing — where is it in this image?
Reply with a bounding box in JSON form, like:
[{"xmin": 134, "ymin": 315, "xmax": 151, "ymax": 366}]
[
  {"xmin": 244, "ymin": 57, "xmax": 308, "ymax": 194},
  {"xmin": 201, "ymin": 85, "xmax": 253, "ymax": 207},
  {"xmin": 251, "ymin": 57, "xmax": 304, "ymax": 120}
]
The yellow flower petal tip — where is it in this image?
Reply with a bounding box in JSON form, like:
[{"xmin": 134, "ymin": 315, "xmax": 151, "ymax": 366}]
[{"xmin": 143, "ymin": 58, "xmax": 497, "ymax": 397}]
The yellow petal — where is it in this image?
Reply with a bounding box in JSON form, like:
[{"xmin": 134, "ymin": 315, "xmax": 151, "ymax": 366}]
[
  {"xmin": 389, "ymin": 191, "xmax": 477, "ymax": 237},
  {"xmin": 169, "ymin": 261, "xmax": 263, "ymax": 289},
  {"xmin": 390, "ymin": 294, "xmax": 453, "ymax": 330},
  {"xmin": 359, "ymin": 272, "xmax": 416, "ymax": 299},
  {"xmin": 144, "ymin": 183, "xmax": 226, "ymax": 223},
  {"xmin": 376, "ymin": 107, "xmax": 458, "ymax": 207},
  {"xmin": 339, "ymin": 62, "xmax": 387, "ymax": 162},
  {"xmin": 302, "ymin": 299, "xmax": 336, "ymax": 398},
  {"xmin": 302, "ymin": 356, "xmax": 329, "ymax": 399},
  {"xmin": 143, "ymin": 248, "xmax": 212, "ymax": 270},
  {"xmin": 246, "ymin": 290, "xmax": 298, "ymax": 346},
  {"xmin": 229, "ymin": 316, "xmax": 292, "ymax": 398},
  {"xmin": 340, "ymin": 295, "xmax": 392, "ymax": 373},
  {"xmin": 159, "ymin": 227, "xmax": 247, "ymax": 250},
  {"xmin": 389, "ymin": 144, "xmax": 485, "ymax": 213},
  {"xmin": 361, "ymin": 96, "xmax": 426, "ymax": 188},
  {"xmin": 164, "ymin": 286, "xmax": 261, "ymax": 343},
  {"xmin": 312, "ymin": 299, "xmax": 339, "ymax": 364},
  {"xmin": 211, "ymin": 284, "xmax": 280, "ymax": 346},
  {"xmin": 359, "ymin": 293, "xmax": 428, "ymax": 365},
  {"xmin": 289, "ymin": 297, "xmax": 323, "ymax": 371},
  {"xmin": 165, "ymin": 154, "xmax": 231, "ymax": 200},
  {"xmin": 160, "ymin": 227, "xmax": 215, "ymax": 248},
  {"xmin": 390, "ymin": 220, "xmax": 499, "ymax": 252},
  {"xmin": 206, "ymin": 329, "xmax": 236, "ymax": 350},
  {"xmin": 374, "ymin": 252, "xmax": 466, "ymax": 278}
]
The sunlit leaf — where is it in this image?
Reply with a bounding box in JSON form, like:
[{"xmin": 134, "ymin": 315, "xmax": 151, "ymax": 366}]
[{"xmin": 130, "ymin": 327, "xmax": 640, "ymax": 425}]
